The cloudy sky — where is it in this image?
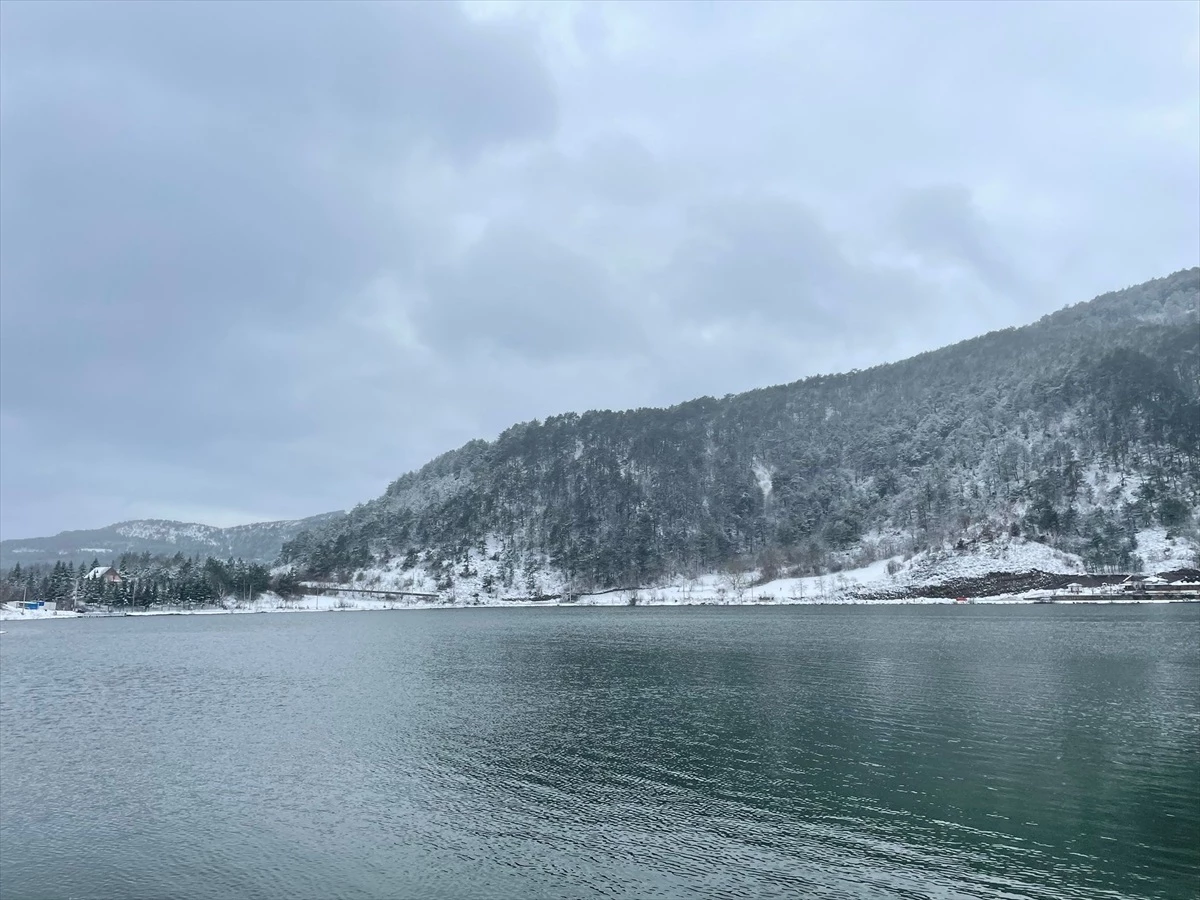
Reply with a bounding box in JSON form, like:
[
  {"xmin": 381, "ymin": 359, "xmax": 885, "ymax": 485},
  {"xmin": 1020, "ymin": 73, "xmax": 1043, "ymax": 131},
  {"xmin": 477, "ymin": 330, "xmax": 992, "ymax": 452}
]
[{"xmin": 1, "ymin": 0, "xmax": 1197, "ymax": 538}]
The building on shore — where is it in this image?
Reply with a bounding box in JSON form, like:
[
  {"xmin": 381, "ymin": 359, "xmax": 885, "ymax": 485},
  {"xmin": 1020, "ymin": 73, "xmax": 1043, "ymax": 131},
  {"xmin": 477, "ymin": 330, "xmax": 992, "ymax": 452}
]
[{"xmin": 85, "ymin": 566, "xmax": 123, "ymax": 585}]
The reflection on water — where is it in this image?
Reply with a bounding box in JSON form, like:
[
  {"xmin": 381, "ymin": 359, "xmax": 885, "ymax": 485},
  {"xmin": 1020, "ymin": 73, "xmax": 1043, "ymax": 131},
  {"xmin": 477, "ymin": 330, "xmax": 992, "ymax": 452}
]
[{"xmin": 2, "ymin": 605, "xmax": 1197, "ymax": 899}]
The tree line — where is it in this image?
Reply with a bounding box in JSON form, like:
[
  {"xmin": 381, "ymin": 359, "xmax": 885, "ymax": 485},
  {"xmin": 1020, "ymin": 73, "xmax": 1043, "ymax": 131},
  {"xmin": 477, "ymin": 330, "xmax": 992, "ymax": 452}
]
[{"xmin": 1, "ymin": 553, "xmax": 303, "ymax": 610}]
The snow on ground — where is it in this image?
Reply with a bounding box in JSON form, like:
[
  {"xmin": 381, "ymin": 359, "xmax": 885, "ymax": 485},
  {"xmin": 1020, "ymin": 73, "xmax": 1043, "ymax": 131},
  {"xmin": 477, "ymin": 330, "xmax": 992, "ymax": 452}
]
[
  {"xmin": 569, "ymin": 531, "xmax": 1197, "ymax": 607},
  {"xmin": 1084, "ymin": 465, "xmax": 1146, "ymax": 508},
  {"xmin": 323, "ymin": 535, "xmax": 568, "ymax": 603},
  {"xmin": 897, "ymin": 536, "xmax": 1084, "ymax": 585},
  {"xmin": 2, "ymin": 592, "xmax": 572, "ymax": 622},
  {"xmin": 124, "ymin": 593, "xmax": 434, "ymax": 615},
  {"xmin": 114, "ymin": 520, "xmax": 220, "ymax": 543},
  {"xmin": 1135, "ymin": 528, "xmax": 1198, "ymax": 573},
  {"xmin": 311, "ymin": 529, "xmax": 1196, "ymax": 610},
  {"xmin": 7, "ymin": 529, "xmax": 1195, "ymax": 625},
  {"xmin": 572, "ymin": 536, "xmax": 1084, "ymax": 606},
  {"xmin": 0, "ymin": 604, "xmax": 80, "ymax": 621}
]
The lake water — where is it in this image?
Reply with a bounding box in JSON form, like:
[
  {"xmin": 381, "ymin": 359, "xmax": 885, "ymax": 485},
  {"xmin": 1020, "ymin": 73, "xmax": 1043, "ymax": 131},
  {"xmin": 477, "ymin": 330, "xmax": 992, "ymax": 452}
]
[{"xmin": 1, "ymin": 605, "xmax": 1197, "ymax": 900}]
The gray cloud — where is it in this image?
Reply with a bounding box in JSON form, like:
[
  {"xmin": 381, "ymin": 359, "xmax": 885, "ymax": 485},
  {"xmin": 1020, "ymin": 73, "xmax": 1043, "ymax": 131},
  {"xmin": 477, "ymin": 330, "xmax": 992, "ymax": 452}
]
[
  {"xmin": 0, "ymin": 0, "xmax": 557, "ymax": 532},
  {"xmin": 1, "ymin": 0, "xmax": 1196, "ymax": 538},
  {"xmin": 420, "ymin": 223, "xmax": 631, "ymax": 359},
  {"xmin": 663, "ymin": 196, "xmax": 859, "ymax": 329},
  {"xmin": 891, "ymin": 185, "xmax": 1026, "ymax": 295},
  {"xmin": 1, "ymin": 1, "xmax": 555, "ymax": 160},
  {"xmin": 579, "ymin": 134, "xmax": 665, "ymax": 208}
]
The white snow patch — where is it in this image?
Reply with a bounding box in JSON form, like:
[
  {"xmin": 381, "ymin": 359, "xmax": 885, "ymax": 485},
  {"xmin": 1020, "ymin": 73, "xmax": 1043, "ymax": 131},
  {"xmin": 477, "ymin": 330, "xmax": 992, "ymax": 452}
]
[
  {"xmin": 751, "ymin": 459, "xmax": 773, "ymax": 499},
  {"xmin": 900, "ymin": 536, "xmax": 1085, "ymax": 585},
  {"xmin": 1, "ymin": 604, "xmax": 81, "ymax": 621},
  {"xmin": 326, "ymin": 535, "xmax": 568, "ymax": 604},
  {"xmin": 113, "ymin": 521, "xmax": 221, "ymax": 544},
  {"xmin": 1136, "ymin": 528, "xmax": 1197, "ymax": 573}
]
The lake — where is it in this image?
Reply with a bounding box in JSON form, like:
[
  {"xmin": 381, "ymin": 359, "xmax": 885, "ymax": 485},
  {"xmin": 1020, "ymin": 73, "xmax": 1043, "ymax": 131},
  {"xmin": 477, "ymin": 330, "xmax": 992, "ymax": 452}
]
[{"xmin": 1, "ymin": 605, "xmax": 1197, "ymax": 900}]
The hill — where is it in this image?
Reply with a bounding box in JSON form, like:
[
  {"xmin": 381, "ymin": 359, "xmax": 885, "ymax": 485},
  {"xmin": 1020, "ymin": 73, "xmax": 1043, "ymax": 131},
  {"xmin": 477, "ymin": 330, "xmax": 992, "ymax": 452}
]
[
  {"xmin": 0, "ymin": 512, "xmax": 345, "ymax": 567},
  {"xmin": 275, "ymin": 268, "xmax": 1199, "ymax": 597}
]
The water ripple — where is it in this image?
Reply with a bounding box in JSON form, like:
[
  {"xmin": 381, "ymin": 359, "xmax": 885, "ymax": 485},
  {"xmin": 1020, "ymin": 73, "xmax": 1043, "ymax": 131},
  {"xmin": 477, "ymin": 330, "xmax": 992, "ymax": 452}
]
[{"xmin": 2, "ymin": 605, "xmax": 1197, "ymax": 899}]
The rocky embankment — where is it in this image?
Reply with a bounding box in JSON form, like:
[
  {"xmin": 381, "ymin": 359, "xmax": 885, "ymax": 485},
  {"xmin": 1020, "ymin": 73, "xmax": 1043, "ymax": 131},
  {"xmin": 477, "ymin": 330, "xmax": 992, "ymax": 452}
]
[{"xmin": 856, "ymin": 568, "xmax": 1200, "ymax": 601}]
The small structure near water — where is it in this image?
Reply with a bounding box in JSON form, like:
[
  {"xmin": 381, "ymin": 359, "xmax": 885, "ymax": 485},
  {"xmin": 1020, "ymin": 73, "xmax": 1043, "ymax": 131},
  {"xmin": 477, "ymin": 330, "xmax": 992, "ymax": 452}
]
[
  {"xmin": 85, "ymin": 566, "xmax": 123, "ymax": 585},
  {"xmin": 16, "ymin": 600, "xmax": 56, "ymax": 611}
]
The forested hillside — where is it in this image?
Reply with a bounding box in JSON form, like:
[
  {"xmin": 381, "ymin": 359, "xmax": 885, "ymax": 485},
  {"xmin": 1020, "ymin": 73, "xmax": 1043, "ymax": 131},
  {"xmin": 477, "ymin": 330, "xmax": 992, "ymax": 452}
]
[
  {"xmin": 282, "ymin": 270, "xmax": 1200, "ymax": 591},
  {"xmin": 1, "ymin": 553, "xmax": 303, "ymax": 611}
]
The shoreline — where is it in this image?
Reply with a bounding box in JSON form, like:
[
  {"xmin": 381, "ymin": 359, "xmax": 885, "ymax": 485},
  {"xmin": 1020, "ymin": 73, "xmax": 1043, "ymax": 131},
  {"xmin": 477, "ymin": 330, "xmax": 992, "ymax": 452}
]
[{"xmin": 3, "ymin": 593, "xmax": 1195, "ymax": 623}]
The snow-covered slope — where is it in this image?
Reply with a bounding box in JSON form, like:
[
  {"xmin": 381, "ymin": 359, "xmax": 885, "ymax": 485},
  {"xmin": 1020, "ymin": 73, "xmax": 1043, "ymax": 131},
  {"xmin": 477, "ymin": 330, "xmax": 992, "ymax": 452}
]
[{"xmin": 299, "ymin": 528, "xmax": 1199, "ymax": 609}]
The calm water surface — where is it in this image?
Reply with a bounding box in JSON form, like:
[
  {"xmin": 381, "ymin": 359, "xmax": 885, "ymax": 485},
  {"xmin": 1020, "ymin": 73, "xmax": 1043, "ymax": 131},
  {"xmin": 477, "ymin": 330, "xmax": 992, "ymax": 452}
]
[{"xmin": 1, "ymin": 605, "xmax": 1197, "ymax": 900}]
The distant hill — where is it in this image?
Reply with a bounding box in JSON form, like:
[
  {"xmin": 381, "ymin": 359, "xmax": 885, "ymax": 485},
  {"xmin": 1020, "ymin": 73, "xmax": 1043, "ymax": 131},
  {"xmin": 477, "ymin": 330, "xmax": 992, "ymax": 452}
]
[
  {"xmin": 1, "ymin": 512, "xmax": 345, "ymax": 567},
  {"xmin": 281, "ymin": 268, "xmax": 1199, "ymax": 593}
]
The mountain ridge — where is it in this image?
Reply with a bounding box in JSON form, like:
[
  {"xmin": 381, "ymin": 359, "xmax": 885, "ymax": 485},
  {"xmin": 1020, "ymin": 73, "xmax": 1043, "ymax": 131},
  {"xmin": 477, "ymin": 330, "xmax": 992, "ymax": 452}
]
[
  {"xmin": 0, "ymin": 512, "xmax": 345, "ymax": 567},
  {"xmin": 281, "ymin": 268, "xmax": 1199, "ymax": 594}
]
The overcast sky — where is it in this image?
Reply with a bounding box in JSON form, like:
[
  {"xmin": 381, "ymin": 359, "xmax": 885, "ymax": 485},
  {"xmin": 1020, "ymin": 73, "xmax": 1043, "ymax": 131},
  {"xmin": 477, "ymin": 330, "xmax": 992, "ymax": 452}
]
[{"xmin": 1, "ymin": 0, "xmax": 1197, "ymax": 538}]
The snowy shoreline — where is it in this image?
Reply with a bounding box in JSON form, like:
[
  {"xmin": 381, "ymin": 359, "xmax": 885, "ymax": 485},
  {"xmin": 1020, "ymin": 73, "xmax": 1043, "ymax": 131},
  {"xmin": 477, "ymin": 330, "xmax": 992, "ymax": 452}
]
[
  {"xmin": 4, "ymin": 531, "xmax": 1195, "ymax": 624},
  {"xmin": 2, "ymin": 592, "xmax": 1193, "ymax": 623}
]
